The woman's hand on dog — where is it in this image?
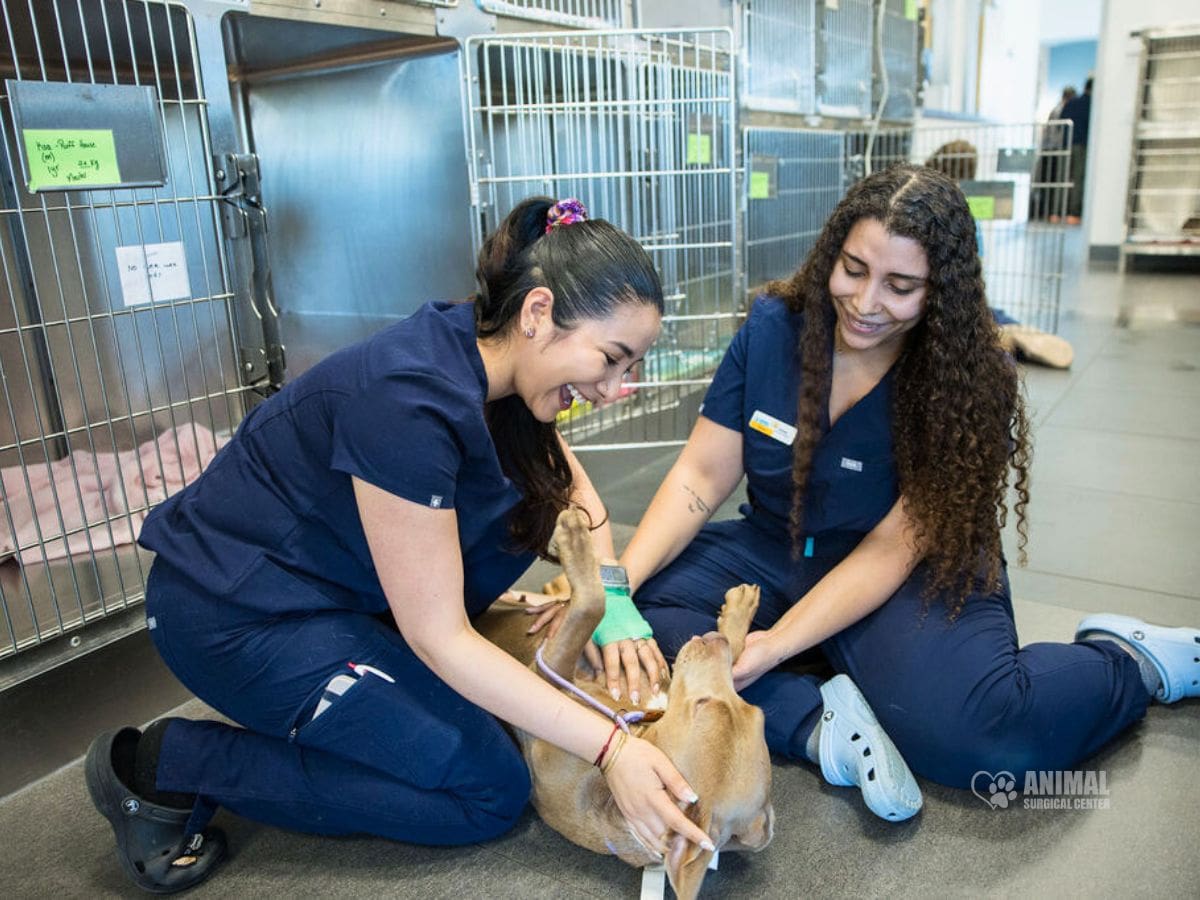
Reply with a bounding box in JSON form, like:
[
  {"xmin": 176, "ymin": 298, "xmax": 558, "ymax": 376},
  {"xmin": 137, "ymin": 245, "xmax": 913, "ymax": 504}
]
[
  {"xmin": 599, "ymin": 637, "xmax": 668, "ymax": 705},
  {"xmin": 604, "ymin": 735, "xmax": 715, "ymax": 858},
  {"xmin": 521, "ymin": 598, "xmax": 669, "ymax": 703},
  {"xmin": 731, "ymin": 630, "xmax": 785, "ymax": 691}
]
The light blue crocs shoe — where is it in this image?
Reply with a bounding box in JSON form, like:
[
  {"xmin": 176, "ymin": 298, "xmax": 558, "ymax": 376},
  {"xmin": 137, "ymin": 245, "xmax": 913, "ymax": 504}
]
[
  {"xmin": 1075, "ymin": 614, "xmax": 1200, "ymax": 704},
  {"xmin": 817, "ymin": 674, "xmax": 923, "ymax": 822}
]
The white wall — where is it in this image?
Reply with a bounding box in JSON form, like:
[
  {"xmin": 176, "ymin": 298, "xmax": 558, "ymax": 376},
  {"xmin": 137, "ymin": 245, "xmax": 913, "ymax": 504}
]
[
  {"xmin": 1039, "ymin": 0, "xmax": 1103, "ymax": 44},
  {"xmin": 977, "ymin": 0, "xmax": 1042, "ymax": 122},
  {"xmin": 1087, "ymin": 0, "xmax": 1200, "ymax": 248}
]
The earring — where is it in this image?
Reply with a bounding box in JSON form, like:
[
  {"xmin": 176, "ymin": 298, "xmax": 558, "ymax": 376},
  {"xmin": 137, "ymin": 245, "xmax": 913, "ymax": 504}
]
[{"xmin": 524, "ymin": 327, "xmax": 535, "ymax": 338}]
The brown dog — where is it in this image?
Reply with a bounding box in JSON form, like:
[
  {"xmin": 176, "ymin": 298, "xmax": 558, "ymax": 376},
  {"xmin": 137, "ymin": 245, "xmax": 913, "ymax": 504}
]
[{"xmin": 476, "ymin": 509, "xmax": 774, "ymax": 899}]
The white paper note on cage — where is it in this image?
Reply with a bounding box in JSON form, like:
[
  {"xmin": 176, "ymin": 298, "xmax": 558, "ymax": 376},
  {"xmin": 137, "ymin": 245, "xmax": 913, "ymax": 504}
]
[{"xmin": 115, "ymin": 241, "xmax": 191, "ymax": 307}]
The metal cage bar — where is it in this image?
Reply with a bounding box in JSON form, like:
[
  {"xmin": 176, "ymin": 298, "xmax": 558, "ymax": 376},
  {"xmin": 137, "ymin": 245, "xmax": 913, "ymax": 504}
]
[
  {"xmin": 817, "ymin": 0, "xmax": 873, "ymax": 118},
  {"xmin": 464, "ymin": 28, "xmax": 737, "ymax": 451},
  {"xmin": 478, "ymin": 0, "xmax": 624, "ymax": 30},
  {"xmin": 741, "ymin": 0, "xmax": 817, "ymax": 115},
  {"xmin": 875, "ymin": 0, "xmax": 918, "ymax": 121},
  {"xmin": 847, "ymin": 121, "xmax": 1072, "ymax": 333},
  {"xmin": 743, "ymin": 126, "xmax": 843, "ymax": 289},
  {"xmin": 1121, "ymin": 28, "xmax": 1200, "ymax": 270},
  {"xmin": 0, "ymin": 0, "xmax": 247, "ymax": 678}
]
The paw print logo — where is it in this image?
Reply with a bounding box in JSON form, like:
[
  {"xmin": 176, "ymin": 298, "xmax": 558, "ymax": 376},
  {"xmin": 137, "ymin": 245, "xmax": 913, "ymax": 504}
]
[{"xmin": 970, "ymin": 770, "xmax": 1019, "ymax": 810}]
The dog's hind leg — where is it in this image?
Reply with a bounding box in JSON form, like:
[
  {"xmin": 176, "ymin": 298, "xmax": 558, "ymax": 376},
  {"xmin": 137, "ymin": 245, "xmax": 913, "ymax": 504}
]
[
  {"xmin": 717, "ymin": 584, "xmax": 760, "ymax": 662},
  {"xmin": 537, "ymin": 508, "xmax": 607, "ymax": 681}
]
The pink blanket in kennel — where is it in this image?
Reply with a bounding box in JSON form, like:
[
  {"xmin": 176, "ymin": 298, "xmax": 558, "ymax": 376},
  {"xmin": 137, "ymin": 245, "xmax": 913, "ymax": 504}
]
[{"xmin": 0, "ymin": 423, "xmax": 226, "ymax": 565}]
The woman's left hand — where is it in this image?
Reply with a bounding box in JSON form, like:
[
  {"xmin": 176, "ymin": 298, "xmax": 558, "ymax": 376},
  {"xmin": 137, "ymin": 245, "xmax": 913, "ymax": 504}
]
[
  {"xmin": 599, "ymin": 637, "xmax": 668, "ymax": 705},
  {"xmin": 516, "ymin": 593, "xmax": 670, "ymax": 702},
  {"xmin": 731, "ymin": 630, "xmax": 784, "ymax": 691}
]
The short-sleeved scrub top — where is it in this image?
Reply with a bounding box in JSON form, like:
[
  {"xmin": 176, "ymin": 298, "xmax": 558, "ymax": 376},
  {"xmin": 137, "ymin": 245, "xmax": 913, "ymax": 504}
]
[
  {"xmin": 139, "ymin": 300, "xmax": 532, "ymax": 618},
  {"xmin": 699, "ymin": 296, "xmax": 899, "ymax": 545}
]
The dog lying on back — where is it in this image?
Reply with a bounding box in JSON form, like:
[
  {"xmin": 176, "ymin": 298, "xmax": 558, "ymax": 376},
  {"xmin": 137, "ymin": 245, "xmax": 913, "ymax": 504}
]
[{"xmin": 476, "ymin": 509, "xmax": 774, "ymax": 899}]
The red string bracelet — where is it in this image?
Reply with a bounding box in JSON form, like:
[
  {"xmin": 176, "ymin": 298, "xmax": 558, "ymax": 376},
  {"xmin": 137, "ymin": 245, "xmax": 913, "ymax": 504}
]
[{"xmin": 593, "ymin": 721, "xmax": 622, "ymax": 768}]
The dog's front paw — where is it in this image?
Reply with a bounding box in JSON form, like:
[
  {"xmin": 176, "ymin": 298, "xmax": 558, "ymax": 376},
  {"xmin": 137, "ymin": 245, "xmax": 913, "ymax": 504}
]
[
  {"xmin": 553, "ymin": 508, "xmax": 600, "ymax": 593},
  {"xmin": 718, "ymin": 584, "xmax": 760, "ymax": 644}
]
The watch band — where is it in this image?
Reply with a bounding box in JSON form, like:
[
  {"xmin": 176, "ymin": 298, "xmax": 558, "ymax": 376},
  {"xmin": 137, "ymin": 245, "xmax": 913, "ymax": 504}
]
[{"xmin": 598, "ymin": 564, "xmax": 629, "ymax": 588}]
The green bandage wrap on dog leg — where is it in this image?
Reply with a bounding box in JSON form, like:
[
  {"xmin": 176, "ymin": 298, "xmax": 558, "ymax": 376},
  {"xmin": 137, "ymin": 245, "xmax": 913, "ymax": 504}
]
[{"xmin": 592, "ymin": 585, "xmax": 654, "ymax": 646}]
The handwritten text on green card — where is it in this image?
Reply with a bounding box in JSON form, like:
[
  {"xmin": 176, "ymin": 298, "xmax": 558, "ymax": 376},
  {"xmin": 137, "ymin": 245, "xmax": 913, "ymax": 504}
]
[
  {"xmin": 749, "ymin": 171, "xmax": 771, "ymax": 200},
  {"xmin": 687, "ymin": 133, "xmax": 712, "ymax": 165},
  {"xmin": 966, "ymin": 195, "xmax": 996, "ymax": 221},
  {"xmin": 22, "ymin": 129, "xmax": 121, "ymax": 192}
]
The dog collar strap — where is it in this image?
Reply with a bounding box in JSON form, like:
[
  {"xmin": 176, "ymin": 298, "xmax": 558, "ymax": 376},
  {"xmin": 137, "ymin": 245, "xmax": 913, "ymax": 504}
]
[{"xmin": 535, "ymin": 644, "xmax": 645, "ymax": 733}]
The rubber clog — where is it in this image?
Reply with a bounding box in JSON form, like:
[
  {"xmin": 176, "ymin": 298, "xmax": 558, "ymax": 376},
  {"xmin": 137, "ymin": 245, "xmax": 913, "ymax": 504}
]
[
  {"xmin": 1075, "ymin": 614, "xmax": 1200, "ymax": 704},
  {"xmin": 85, "ymin": 728, "xmax": 226, "ymax": 894},
  {"xmin": 818, "ymin": 674, "xmax": 923, "ymax": 822}
]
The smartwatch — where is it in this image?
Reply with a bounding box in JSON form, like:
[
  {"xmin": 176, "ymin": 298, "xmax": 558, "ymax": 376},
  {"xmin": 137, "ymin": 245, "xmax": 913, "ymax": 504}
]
[{"xmin": 599, "ymin": 564, "xmax": 630, "ymax": 590}]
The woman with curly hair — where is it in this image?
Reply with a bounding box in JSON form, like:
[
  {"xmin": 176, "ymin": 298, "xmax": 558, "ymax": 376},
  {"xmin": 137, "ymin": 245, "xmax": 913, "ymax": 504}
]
[{"xmin": 602, "ymin": 164, "xmax": 1197, "ymax": 821}]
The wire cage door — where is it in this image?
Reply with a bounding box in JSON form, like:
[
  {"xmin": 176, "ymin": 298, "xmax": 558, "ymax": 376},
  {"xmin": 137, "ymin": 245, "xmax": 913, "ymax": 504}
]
[
  {"xmin": 848, "ymin": 121, "xmax": 1073, "ymax": 333},
  {"xmin": 464, "ymin": 28, "xmax": 738, "ymax": 450},
  {"xmin": 0, "ymin": 0, "xmax": 249, "ymax": 685},
  {"xmin": 744, "ymin": 126, "xmax": 845, "ymax": 292}
]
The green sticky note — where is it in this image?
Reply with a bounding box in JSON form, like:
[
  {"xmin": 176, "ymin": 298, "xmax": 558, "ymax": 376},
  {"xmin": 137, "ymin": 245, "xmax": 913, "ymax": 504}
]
[
  {"xmin": 749, "ymin": 171, "xmax": 771, "ymax": 200},
  {"xmin": 966, "ymin": 195, "xmax": 996, "ymax": 220},
  {"xmin": 687, "ymin": 133, "xmax": 712, "ymax": 165},
  {"xmin": 22, "ymin": 129, "xmax": 121, "ymax": 192},
  {"xmin": 905, "ymin": 0, "xmax": 918, "ymax": 21}
]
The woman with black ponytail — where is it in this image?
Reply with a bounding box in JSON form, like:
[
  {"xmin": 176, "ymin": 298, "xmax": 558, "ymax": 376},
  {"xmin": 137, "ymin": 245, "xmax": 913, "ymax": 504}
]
[{"xmin": 84, "ymin": 197, "xmax": 711, "ymax": 893}]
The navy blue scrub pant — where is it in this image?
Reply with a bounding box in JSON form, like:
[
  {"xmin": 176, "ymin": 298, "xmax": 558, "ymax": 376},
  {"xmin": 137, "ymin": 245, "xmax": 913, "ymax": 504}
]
[
  {"xmin": 144, "ymin": 560, "xmax": 530, "ymax": 844},
  {"xmin": 636, "ymin": 518, "xmax": 1151, "ymax": 789}
]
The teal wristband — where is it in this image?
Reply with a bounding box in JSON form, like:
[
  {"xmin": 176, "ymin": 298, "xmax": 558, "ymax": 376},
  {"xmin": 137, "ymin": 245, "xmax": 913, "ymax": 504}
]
[{"xmin": 591, "ymin": 585, "xmax": 654, "ymax": 646}]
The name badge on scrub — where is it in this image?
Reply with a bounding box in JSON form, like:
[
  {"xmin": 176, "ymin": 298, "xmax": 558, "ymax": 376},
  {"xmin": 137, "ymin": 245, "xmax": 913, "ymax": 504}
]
[{"xmin": 749, "ymin": 410, "xmax": 797, "ymax": 446}]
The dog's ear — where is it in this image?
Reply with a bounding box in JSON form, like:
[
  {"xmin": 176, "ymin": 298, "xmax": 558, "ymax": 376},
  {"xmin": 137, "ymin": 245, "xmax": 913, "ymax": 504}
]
[
  {"xmin": 723, "ymin": 802, "xmax": 775, "ymax": 852},
  {"xmin": 664, "ymin": 804, "xmax": 713, "ymax": 900}
]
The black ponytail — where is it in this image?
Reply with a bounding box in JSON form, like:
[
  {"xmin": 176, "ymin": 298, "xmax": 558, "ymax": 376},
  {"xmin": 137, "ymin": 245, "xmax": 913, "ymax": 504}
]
[{"xmin": 474, "ymin": 197, "xmax": 663, "ymax": 558}]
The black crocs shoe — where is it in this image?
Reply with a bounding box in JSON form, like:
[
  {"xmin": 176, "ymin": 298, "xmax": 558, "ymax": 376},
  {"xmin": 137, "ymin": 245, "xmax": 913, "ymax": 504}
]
[{"xmin": 85, "ymin": 728, "xmax": 226, "ymax": 894}]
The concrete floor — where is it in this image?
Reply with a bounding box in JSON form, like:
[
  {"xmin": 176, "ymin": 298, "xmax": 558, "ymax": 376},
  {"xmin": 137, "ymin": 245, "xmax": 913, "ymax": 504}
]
[{"xmin": 2, "ymin": 236, "xmax": 1198, "ymax": 898}]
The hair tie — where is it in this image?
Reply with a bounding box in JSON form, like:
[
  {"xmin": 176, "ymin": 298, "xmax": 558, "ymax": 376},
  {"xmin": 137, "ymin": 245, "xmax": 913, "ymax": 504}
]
[{"xmin": 545, "ymin": 198, "xmax": 588, "ymax": 234}]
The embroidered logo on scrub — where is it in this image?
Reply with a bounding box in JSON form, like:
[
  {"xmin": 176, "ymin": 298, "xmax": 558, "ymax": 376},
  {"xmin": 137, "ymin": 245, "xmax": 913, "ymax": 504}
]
[
  {"xmin": 749, "ymin": 410, "xmax": 797, "ymax": 446},
  {"xmin": 840, "ymin": 457, "xmax": 864, "ymax": 472}
]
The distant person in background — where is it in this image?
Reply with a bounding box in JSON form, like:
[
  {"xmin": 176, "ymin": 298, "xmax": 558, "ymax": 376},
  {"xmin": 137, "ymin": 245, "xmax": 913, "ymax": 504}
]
[
  {"xmin": 1034, "ymin": 86, "xmax": 1076, "ymax": 222},
  {"xmin": 1060, "ymin": 77, "xmax": 1093, "ymax": 225},
  {"xmin": 924, "ymin": 142, "xmax": 1074, "ymax": 368},
  {"xmin": 1050, "ymin": 85, "xmax": 1077, "ymax": 122}
]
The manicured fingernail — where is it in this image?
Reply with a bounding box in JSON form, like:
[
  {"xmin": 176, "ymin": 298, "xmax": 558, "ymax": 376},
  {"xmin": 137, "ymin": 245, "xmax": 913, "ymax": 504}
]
[
  {"xmin": 686, "ymin": 791, "xmax": 699, "ymax": 804},
  {"xmin": 611, "ymin": 688, "xmax": 620, "ymax": 701},
  {"xmin": 631, "ymin": 691, "xmax": 640, "ymax": 705},
  {"xmin": 652, "ymin": 683, "xmax": 660, "ymax": 694},
  {"xmin": 701, "ymin": 840, "xmax": 715, "ymax": 852}
]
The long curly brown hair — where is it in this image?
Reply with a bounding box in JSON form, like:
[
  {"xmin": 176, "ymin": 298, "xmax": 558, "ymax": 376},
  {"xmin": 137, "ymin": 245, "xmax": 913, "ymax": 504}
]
[{"xmin": 765, "ymin": 164, "xmax": 1031, "ymax": 615}]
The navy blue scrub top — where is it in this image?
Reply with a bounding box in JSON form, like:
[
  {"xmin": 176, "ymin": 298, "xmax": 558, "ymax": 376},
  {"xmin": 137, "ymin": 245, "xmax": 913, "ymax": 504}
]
[
  {"xmin": 700, "ymin": 296, "xmax": 899, "ymax": 541},
  {"xmin": 139, "ymin": 301, "xmax": 532, "ymax": 618}
]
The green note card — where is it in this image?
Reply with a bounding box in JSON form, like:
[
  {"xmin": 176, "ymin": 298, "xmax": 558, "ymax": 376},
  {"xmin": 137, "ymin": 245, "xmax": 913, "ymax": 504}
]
[
  {"xmin": 966, "ymin": 195, "xmax": 996, "ymax": 221},
  {"xmin": 749, "ymin": 171, "xmax": 771, "ymax": 200},
  {"xmin": 22, "ymin": 129, "xmax": 121, "ymax": 191},
  {"xmin": 905, "ymin": 0, "xmax": 918, "ymax": 21},
  {"xmin": 687, "ymin": 133, "xmax": 712, "ymax": 165}
]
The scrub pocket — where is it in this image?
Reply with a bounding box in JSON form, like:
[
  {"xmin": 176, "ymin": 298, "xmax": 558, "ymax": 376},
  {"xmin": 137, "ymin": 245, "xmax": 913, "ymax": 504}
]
[
  {"xmin": 811, "ymin": 440, "xmax": 897, "ymax": 533},
  {"xmin": 291, "ymin": 666, "xmax": 464, "ymax": 792}
]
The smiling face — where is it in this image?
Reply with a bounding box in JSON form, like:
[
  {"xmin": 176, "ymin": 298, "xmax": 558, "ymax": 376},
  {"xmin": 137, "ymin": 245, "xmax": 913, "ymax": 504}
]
[
  {"xmin": 515, "ymin": 290, "xmax": 662, "ymax": 423},
  {"xmin": 827, "ymin": 217, "xmax": 930, "ymax": 360}
]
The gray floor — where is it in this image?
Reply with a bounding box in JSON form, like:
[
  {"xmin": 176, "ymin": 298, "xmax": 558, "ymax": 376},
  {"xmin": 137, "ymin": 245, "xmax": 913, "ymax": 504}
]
[{"xmin": 2, "ymin": 236, "xmax": 1199, "ymax": 898}]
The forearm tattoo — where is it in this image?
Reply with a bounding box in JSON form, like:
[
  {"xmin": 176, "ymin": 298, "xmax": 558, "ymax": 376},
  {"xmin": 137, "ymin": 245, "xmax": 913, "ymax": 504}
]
[{"xmin": 681, "ymin": 484, "xmax": 711, "ymax": 515}]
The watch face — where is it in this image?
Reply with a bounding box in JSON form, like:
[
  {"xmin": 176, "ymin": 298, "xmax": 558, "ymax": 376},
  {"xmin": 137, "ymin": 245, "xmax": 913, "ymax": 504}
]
[{"xmin": 599, "ymin": 564, "xmax": 629, "ymax": 587}]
